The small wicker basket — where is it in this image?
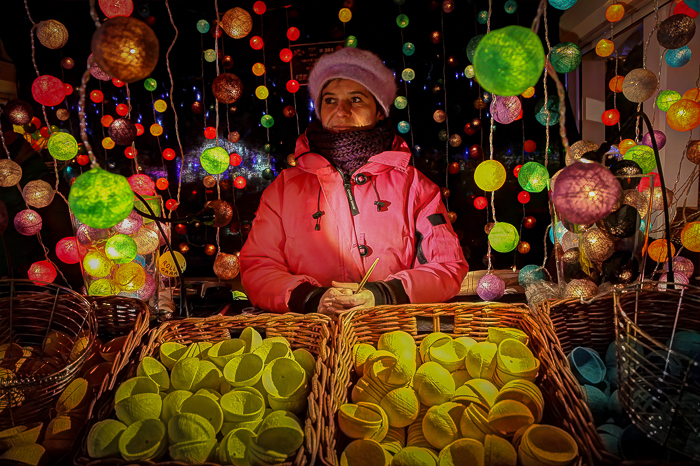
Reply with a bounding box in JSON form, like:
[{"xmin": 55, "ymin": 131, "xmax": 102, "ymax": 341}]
[
  {"xmin": 75, "ymin": 312, "xmax": 332, "ymax": 466},
  {"xmin": 322, "ymin": 302, "xmax": 570, "ymax": 466}
]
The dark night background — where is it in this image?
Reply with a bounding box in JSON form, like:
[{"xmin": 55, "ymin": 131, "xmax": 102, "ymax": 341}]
[{"xmin": 0, "ymin": 0, "xmax": 576, "ymax": 286}]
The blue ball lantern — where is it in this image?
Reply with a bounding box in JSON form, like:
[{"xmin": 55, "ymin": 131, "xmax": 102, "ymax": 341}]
[
  {"xmin": 665, "ymin": 46, "xmax": 692, "ymax": 68},
  {"xmin": 548, "ymin": 0, "xmax": 578, "ymax": 10}
]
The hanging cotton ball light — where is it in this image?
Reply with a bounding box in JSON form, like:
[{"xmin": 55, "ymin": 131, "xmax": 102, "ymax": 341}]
[
  {"xmin": 601, "ymin": 109, "xmax": 620, "ymax": 126},
  {"xmin": 47, "ymin": 132, "xmax": 78, "ymax": 161},
  {"xmin": 127, "ymin": 174, "xmax": 155, "ymax": 196},
  {"xmin": 474, "ymin": 160, "xmax": 506, "ymax": 191},
  {"xmin": 664, "ymin": 256, "xmax": 695, "ymax": 277},
  {"xmin": 145, "ymin": 221, "xmax": 169, "ymax": 247},
  {"xmin": 83, "ymin": 250, "xmax": 114, "ymax": 278},
  {"xmin": 549, "ymin": 0, "xmax": 578, "ymax": 10},
  {"xmin": 0, "ymin": 160, "xmax": 22, "ymax": 187},
  {"xmin": 69, "ymin": 168, "xmax": 134, "ymax": 229},
  {"xmin": 602, "ymin": 251, "xmax": 639, "ymax": 285},
  {"xmin": 606, "ymin": 4, "xmax": 625, "ymax": 22},
  {"xmin": 602, "ymin": 206, "xmax": 641, "ymax": 238},
  {"xmin": 91, "ymin": 16, "xmax": 159, "ymax": 83},
  {"xmin": 665, "ymin": 46, "xmax": 692, "ymax": 68},
  {"xmin": 158, "ymin": 251, "xmax": 187, "ymax": 277},
  {"xmin": 4, "ymin": 100, "xmax": 34, "ymax": 126},
  {"xmin": 611, "ymin": 160, "xmax": 643, "ymax": 191},
  {"xmin": 567, "ymin": 140, "xmax": 599, "ymax": 166},
  {"xmin": 108, "ymin": 118, "xmax": 137, "ymax": 145},
  {"xmin": 564, "ymin": 279, "xmax": 598, "ymax": 299},
  {"xmin": 114, "ymin": 210, "xmax": 143, "ymax": 235},
  {"xmin": 623, "ymin": 145, "xmax": 656, "ymax": 174},
  {"xmin": 490, "ymin": 96, "xmax": 521, "ymax": 124},
  {"xmin": 14, "ymin": 209, "xmax": 42, "ymax": 236},
  {"xmin": 534, "ymin": 97, "xmax": 560, "ymax": 126},
  {"xmin": 23, "ymin": 180, "xmax": 55, "ymax": 208},
  {"xmin": 488, "ymin": 222, "xmax": 519, "ymax": 253},
  {"xmin": 222, "ymin": 7, "xmax": 253, "ymax": 39},
  {"xmin": 622, "ymin": 69, "xmax": 658, "ymax": 103},
  {"xmin": 28, "ymin": 260, "xmax": 57, "ymax": 284},
  {"xmin": 553, "ymin": 162, "xmax": 620, "ymax": 225},
  {"xmin": 114, "ymin": 262, "xmax": 146, "ymax": 291},
  {"xmin": 656, "ymin": 90, "xmax": 681, "ymax": 112},
  {"xmin": 595, "ymin": 39, "xmax": 615, "ymax": 57},
  {"xmin": 32, "ymin": 75, "xmax": 65, "ymax": 106},
  {"xmin": 622, "ymin": 189, "xmax": 649, "ymax": 218},
  {"xmin": 76, "ymin": 224, "xmax": 110, "ymax": 246},
  {"xmin": 562, "ymin": 248, "xmax": 586, "ymax": 280},
  {"xmin": 201, "ymin": 147, "xmax": 229, "ymax": 175},
  {"xmin": 648, "ymin": 239, "xmax": 675, "ymax": 262},
  {"xmin": 99, "ymin": 0, "xmax": 134, "ymax": 18},
  {"xmin": 206, "ymin": 200, "xmax": 234, "ymax": 227},
  {"xmin": 658, "ymin": 272, "xmax": 689, "ymax": 291},
  {"xmin": 476, "ymin": 274, "xmax": 505, "ymax": 301},
  {"xmin": 641, "ymin": 130, "xmax": 667, "ymax": 150},
  {"xmin": 105, "ymin": 234, "xmax": 138, "ymax": 264},
  {"xmin": 466, "ymin": 34, "xmax": 485, "ymax": 64},
  {"xmin": 681, "ymin": 222, "xmax": 700, "ymax": 251},
  {"xmin": 473, "ymin": 26, "xmax": 544, "ymax": 96},
  {"xmin": 448, "ymin": 134, "xmax": 462, "ymax": 147},
  {"xmin": 518, "ymin": 264, "xmax": 547, "ymax": 286},
  {"xmin": 212, "ymin": 73, "xmax": 243, "ymax": 104},
  {"xmin": 213, "ymin": 253, "xmax": 240, "ymax": 280},
  {"xmin": 581, "ymin": 228, "xmax": 614, "ymax": 262},
  {"xmin": 132, "ymin": 273, "xmax": 156, "ymax": 300},
  {"xmin": 561, "ymin": 232, "xmax": 579, "ymax": 251},
  {"xmin": 550, "ymin": 42, "xmax": 582, "ymax": 73},
  {"xmin": 56, "ymin": 237, "xmax": 84, "ymax": 264},
  {"xmin": 36, "ymin": 20, "xmax": 69, "ymax": 49},
  {"xmin": 89, "ymin": 279, "xmax": 120, "ymax": 296},
  {"xmin": 518, "ymin": 162, "xmax": 549, "ymax": 193},
  {"xmin": 686, "ymin": 140, "xmax": 700, "ymax": 163},
  {"xmin": 667, "ymin": 99, "xmax": 700, "ymax": 131},
  {"xmin": 87, "ymin": 54, "xmax": 111, "ymax": 81},
  {"xmin": 132, "ymin": 226, "xmax": 159, "ymax": 254},
  {"xmin": 642, "ymin": 186, "xmax": 674, "ymax": 210},
  {"xmin": 657, "ymin": 14, "xmax": 696, "ymax": 49}
]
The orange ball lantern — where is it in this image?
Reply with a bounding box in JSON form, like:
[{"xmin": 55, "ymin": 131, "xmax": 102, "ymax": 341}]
[
  {"xmin": 605, "ymin": 4, "xmax": 624, "ymax": 22},
  {"xmin": 135, "ymin": 123, "xmax": 144, "ymax": 136},
  {"xmin": 56, "ymin": 237, "xmax": 85, "ymax": 264},
  {"xmin": 683, "ymin": 88, "xmax": 700, "ymax": 102},
  {"xmin": 165, "ymin": 199, "xmax": 178, "ymax": 211},
  {"xmin": 90, "ymin": 90, "xmax": 104, "ymax": 103},
  {"xmin": 124, "ymin": 147, "xmax": 137, "ymax": 159},
  {"xmin": 647, "ymin": 239, "xmax": 675, "ymax": 262},
  {"xmin": 521, "ymin": 87, "xmax": 535, "ymax": 98},
  {"xmin": 602, "ymin": 109, "xmax": 620, "ymax": 126},
  {"xmin": 619, "ymin": 139, "xmax": 636, "ymax": 155},
  {"xmin": 667, "ymin": 99, "xmax": 700, "ymax": 131},
  {"xmin": 156, "ymin": 178, "xmax": 169, "ymax": 190},
  {"xmin": 204, "ymin": 127, "xmax": 217, "ymax": 139},
  {"xmin": 229, "ymin": 153, "xmax": 242, "ymax": 166},
  {"xmin": 222, "ymin": 8, "xmax": 253, "ymax": 39},
  {"xmin": 101, "ymin": 115, "xmax": 113, "ymax": 127},
  {"xmin": 448, "ymin": 162, "xmax": 460, "ymax": 174},
  {"xmin": 609, "ymin": 76, "xmax": 624, "ymax": 93},
  {"xmin": 517, "ymin": 241, "xmax": 531, "ymax": 254},
  {"xmin": 286, "ymin": 80, "xmax": 300, "ymax": 93},
  {"xmin": 150, "ymin": 124, "xmax": 163, "ymax": 136},
  {"xmin": 596, "ymin": 39, "xmax": 614, "ymax": 57},
  {"xmin": 253, "ymin": 1, "xmax": 266, "ymax": 14}
]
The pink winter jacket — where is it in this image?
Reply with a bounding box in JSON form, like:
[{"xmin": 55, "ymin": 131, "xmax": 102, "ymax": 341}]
[{"xmin": 240, "ymin": 133, "xmax": 469, "ymax": 313}]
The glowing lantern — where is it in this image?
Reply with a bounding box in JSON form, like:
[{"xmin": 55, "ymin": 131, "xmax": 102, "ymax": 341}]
[
  {"xmin": 109, "ymin": 118, "xmax": 137, "ymax": 145},
  {"xmin": 88, "ymin": 54, "xmax": 111, "ymax": 81},
  {"xmin": 552, "ymin": 162, "xmax": 621, "ymax": 225},
  {"xmin": 396, "ymin": 14, "xmax": 409, "ymax": 28},
  {"xmin": 114, "ymin": 262, "xmax": 146, "ymax": 291},
  {"xmin": 156, "ymin": 178, "xmax": 169, "ymax": 190},
  {"xmin": 128, "ymin": 174, "xmax": 155, "ymax": 196},
  {"xmin": 550, "ymin": 42, "xmax": 581, "ymax": 73},
  {"xmin": 521, "ymin": 87, "xmax": 535, "ymax": 98},
  {"xmin": 229, "ymin": 153, "xmax": 242, "ymax": 166},
  {"xmin": 504, "ymin": 0, "xmax": 518, "ymax": 14},
  {"xmin": 102, "ymin": 137, "xmax": 115, "ymax": 150},
  {"xmin": 14, "ymin": 209, "xmax": 42, "ymax": 235},
  {"xmin": 514, "ymin": 165, "xmax": 522, "ymax": 177},
  {"xmin": 581, "ymin": 228, "xmax": 613, "ymax": 262},
  {"xmin": 623, "ymin": 68, "xmax": 658, "ymax": 103},
  {"xmin": 642, "ymin": 130, "xmax": 667, "ymax": 150},
  {"xmin": 159, "ymin": 251, "xmax": 187, "ymax": 277},
  {"xmin": 213, "ymin": 253, "xmax": 240, "ymax": 280},
  {"xmin": 99, "ymin": 0, "xmax": 134, "ymax": 17},
  {"xmin": 252, "ymin": 63, "xmax": 265, "ymax": 76},
  {"xmin": 473, "ymin": 26, "xmax": 544, "ymax": 96},
  {"xmin": 280, "ymin": 48, "xmax": 293, "ymax": 62},
  {"xmin": 622, "ymin": 145, "xmax": 656, "ymax": 174},
  {"xmin": 222, "ymin": 8, "xmax": 253, "ymax": 39},
  {"xmin": 69, "ymin": 168, "xmax": 134, "ymax": 229},
  {"xmin": 464, "ymin": 65, "xmax": 475, "ymax": 78},
  {"xmin": 163, "ymin": 148, "xmax": 176, "ymax": 160},
  {"xmin": 658, "ymin": 14, "xmax": 696, "ymax": 49},
  {"xmin": 114, "ymin": 211, "xmax": 143, "ymax": 235},
  {"xmin": 154, "ymin": 100, "xmax": 167, "ymax": 113},
  {"xmin": 549, "ymin": 0, "xmax": 577, "ymax": 10},
  {"xmin": 606, "ymin": 4, "xmax": 624, "ymax": 21},
  {"xmin": 284, "ymin": 80, "xmax": 300, "ymax": 94},
  {"xmin": 518, "ymin": 242, "xmax": 531, "ymax": 254},
  {"xmin": 477, "ymin": 10, "xmax": 489, "ymax": 23},
  {"xmin": 28, "ymin": 261, "xmax": 57, "ymax": 284},
  {"xmin": 166, "ymin": 200, "xmax": 178, "ymax": 211},
  {"xmin": 134, "ymin": 123, "xmax": 144, "ymax": 136},
  {"xmin": 523, "ymin": 140, "xmax": 536, "ymax": 152},
  {"xmin": 204, "ymin": 127, "xmax": 217, "ymax": 139},
  {"xmin": 212, "ymin": 73, "xmax": 243, "ymax": 105},
  {"xmin": 63, "ymin": 84, "xmax": 73, "ymax": 98},
  {"xmin": 47, "ymin": 132, "xmax": 78, "ymax": 161},
  {"xmin": 681, "ymin": 222, "xmax": 700, "ymax": 251},
  {"xmin": 339, "ymin": 8, "xmax": 352, "ymax": 22},
  {"xmin": 490, "ymin": 96, "xmax": 521, "ymax": 124},
  {"xmin": 23, "ymin": 180, "xmax": 54, "ymax": 208},
  {"xmin": 116, "ymin": 104, "xmax": 129, "ymax": 116},
  {"xmin": 112, "ymin": 78, "xmax": 124, "ymax": 87},
  {"xmin": 535, "ymin": 97, "xmax": 560, "ymax": 126},
  {"xmin": 124, "ymin": 147, "xmax": 137, "ymax": 159},
  {"xmin": 474, "ymin": 160, "xmax": 506, "ymax": 191},
  {"xmin": 61, "ymin": 57, "xmax": 74, "ymax": 69},
  {"xmin": 144, "ymin": 78, "xmax": 157, "ymax": 91},
  {"xmin": 133, "ymin": 227, "xmax": 159, "ymax": 254},
  {"xmin": 656, "ymin": 90, "xmax": 681, "ymax": 111},
  {"xmin": 200, "ymin": 147, "xmax": 229, "ymax": 175},
  {"xmin": 566, "ymin": 140, "xmax": 599, "ymax": 165},
  {"xmin": 477, "ymin": 274, "xmax": 505, "ymax": 301},
  {"xmin": 683, "ymin": 88, "xmax": 700, "ymax": 101},
  {"xmin": 253, "ymin": 1, "xmax": 267, "ymax": 14},
  {"xmin": 56, "ymin": 237, "xmax": 84, "ymax": 264},
  {"xmin": 401, "ymin": 68, "xmax": 415, "ymax": 81},
  {"xmin": 77, "ymin": 154, "xmax": 89, "ymax": 165},
  {"xmin": 474, "ymin": 196, "xmax": 487, "ymax": 210},
  {"xmin": 32, "ymin": 76, "xmax": 64, "ymax": 106},
  {"xmin": 91, "ymin": 16, "xmax": 159, "ymax": 83},
  {"xmin": 609, "ymin": 76, "xmax": 624, "ymax": 93},
  {"xmin": 602, "ymin": 109, "xmax": 620, "ymax": 126},
  {"xmin": 89, "ymin": 279, "xmax": 120, "ymax": 296},
  {"xmin": 595, "ymin": 39, "xmax": 614, "ymax": 57},
  {"xmin": 83, "ymin": 250, "xmax": 113, "ymax": 278},
  {"xmin": 250, "ymin": 36, "xmax": 263, "ymax": 50},
  {"xmin": 666, "ymin": 46, "xmax": 692, "ymax": 68},
  {"xmin": 150, "ymin": 124, "xmax": 163, "ymax": 136},
  {"xmin": 667, "ymin": 99, "xmax": 700, "ymax": 131},
  {"xmin": 287, "ymin": 27, "xmax": 300, "ymax": 41},
  {"xmin": 234, "ymin": 176, "xmax": 247, "ymax": 189},
  {"xmin": 203, "ymin": 49, "xmax": 216, "ymax": 63},
  {"xmin": 619, "ymin": 139, "xmax": 636, "ymax": 155},
  {"xmin": 5, "ymin": 100, "xmax": 33, "ymax": 125},
  {"xmin": 36, "ymin": 20, "xmax": 69, "ymax": 49},
  {"xmin": 105, "ymin": 234, "xmax": 138, "ymax": 264},
  {"xmin": 647, "ymin": 239, "xmax": 675, "ymax": 262},
  {"xmin": 261, "ymin": 115, "xmax": 274, "ymax": 128},
  {"xmin": 518, "ymin": 162, "xmax": 549, "ymax": 193},
  {"xmin": 518, "ymin": 191, "xmax": 531, "ymax": 204},
  {"xmin": 488, "ymin": 222, "xmax": 520, "ymax": 253}
]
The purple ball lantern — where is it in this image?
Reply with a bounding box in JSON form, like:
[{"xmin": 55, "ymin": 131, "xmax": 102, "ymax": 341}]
[
  {"xmin": 14, "ymin": 209, "xmax": 42, "ymax": 236},
  {"xmin": 552, "ymin": 162, "xmax": 621, "ymax": 225},
  {"xmin": 664, "ymin": 256, "xmax": 695, "ymax": 278},
  {"xmin": 658, "ymin": 272, "xmax": 690, "ymax": 291},
  {"xmin": 88, "ymin": 53, "xmax": 111, "ymax": 81},
  {"xmin": 477, "ymin": 274, "xmax": 505, "ymax": 301},
  {"xmin": 114, "ymin": 210, "xmax": 144, "ymax": 235},
  {"xmin": 490, "ymin": 96, "xmax": 521, "ymax": 125},
  {"xmin": 642, "ymin": 130, "xmax": 667, "ymax": 150},
  {"xmin": 77, "ymin": 223, "xmax": 110, "ymax": 245}
]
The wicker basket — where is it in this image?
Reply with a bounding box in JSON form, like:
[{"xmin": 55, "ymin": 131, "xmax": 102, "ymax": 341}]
[
  {"xmin": 322, "ymin": 302, "xmax": 575, "ymax": 466},
  {"xmin": 75, "ymin": 312, "xmax": 332, "ymax": 466},
  {"xmin": 0, "ymin": 279, "xmax": 97, "ymax": 430},
  {"xmin": 88, "ymin": 296, "xmax": 155, "ymax": 341},
  {"xmin": 535, "ymin": 289, "xmax": 700, "ymax": 466}
]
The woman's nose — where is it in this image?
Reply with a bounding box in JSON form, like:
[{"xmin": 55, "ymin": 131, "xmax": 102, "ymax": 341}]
[{"xmin": 336, "ymin": 100, "xmax": 351, "ymax": 117}]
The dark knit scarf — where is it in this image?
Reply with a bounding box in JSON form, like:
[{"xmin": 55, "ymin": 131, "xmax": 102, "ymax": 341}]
[{"xmin": 305, "ymin": 118, "xmax": 395, "ymax": 175}]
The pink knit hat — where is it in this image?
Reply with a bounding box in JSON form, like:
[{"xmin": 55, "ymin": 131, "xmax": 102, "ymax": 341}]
[{"xmin": 308, "ymin": 47, "xmax": 397, "ymax": 119}]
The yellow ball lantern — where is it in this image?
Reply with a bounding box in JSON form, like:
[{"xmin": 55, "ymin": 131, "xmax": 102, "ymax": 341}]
[
  {"xmin": 339, "ymin": 8, "xmax": 352, "ymax": 22},
  {"xmin": 647, "ymin": 239, "xmax": 675, "ymax": 262},
  {"xmin": 595, "ymin": 39, "xmax": 614, "ymax": 57},
  {"xmin": 36, "ymin": 20, "xmax": 69, "ymax": 49},
  {"xmin": 150, "ymin": 124, "xmax": 163, "ymax": 136},
  {"xmin": 132, "ymin": 226, "xmax": 160, "ymax": 254},
  {"xmin": 88, "ymin": 279, "xmax": 120, "ymax": 296},
  {"xmin": 114, "ymin": 262, "xmax": 146, "ymax": 291},
  {"xmin": 222, "ymin": 7, "xmax": 253, "ymax": 39},
  {"xmin": 102, "ymin": 137, "xmax": 115, "ymax": 150},
  {"xmin": 154, "ymin": 99, "xmax": 167, "ymax": 113},
  {"xmin": 681, "ymin": 222, "xmax": 700, "ymax": 252},
  {"xmin": 521, "ymin": 87, "xmax": 535, "ymax": 98},
  {"xmin": 619, "ymin": 139, "xmax": 636, "ymax": 155},
  {"xmin": 252, "ymin": 63, "xmax": 265, "ymax": 76},
  {"xmin": 83, "ymin": 250, "xmax": 114, "ymax": 278},
  {"xmin": 474, "ymin": 160, "xmax": 506, "ymax": 191},
  {"xmin": 667, "ymin": 99, "xmax": 700, "ymax": 132},
  {"xmin": 488, "ymin": 222, "xmax": 520, "ymax": 253},
  {"xmin": 255, "ymin": 86, "xmax": 269, "ymax": 100},
  {"xmin": 159, "ymin": 251, "xmax": 187, "ymax": 277}
]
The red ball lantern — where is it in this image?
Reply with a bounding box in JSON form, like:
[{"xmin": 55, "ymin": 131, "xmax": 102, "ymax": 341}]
[
  {"xmin": 250, "ymin": 36, "xmax": 263, "ymax": 50},
  {"xmin": 287, "ymin": 27, "xmax": 300, "ymax": 41},
  {"xmin": 518, "ymin": 191, "xmax": 531, "ymax": 204},
  {"xmin": 464, "ymin": 123, "xmax": 476, "ymax": 136},
  {"xmin": 99, "ymin": 0, "xmax": 134, "ymax": 18},
  {"xmin": 32, "ymin": 76, "xmax": 64, "ymax": 106},
  {"xmin": 56, "ymin": 237, "xmax": 85, "ymax": 264},
  {"xmin": 174, "ymin": 224, "xmax": 187, "ymax": 235},
  {"xmin": 204, "ymin": 127, "xmax": 217, "ymax": 139},
  {"xmin": 602, "ymin": 109, "xmax": 620, "ymax": 126},
  {"xmin": 112, "ymin": 78, "xmax": 125, "ymax": 87},
  {"xmin": 210, "ymin": 22, "xmax": 223, "ymax": 38},
  {"xmin": 469, "ymin": 144, "xmax": 483, "ymax": 158},
  {"xmin": 253, "ymin": 1, "xmax": 267, "ymax": 14},
  {"xmin": 280, "ymin": 48, "xmax": 293, "ymax": 62},
  {"xmin": 192, "ymin": 101, "xmax": 203, "ymax": 114},
  {"xmin": 124, "ymin": 147, "xmax": 137, "ymax": 159},
  {"xmin": 116, "ymin": 104, "xmax": 129, "ymax": 116},
  {"xmin": 40, "ymin": 127, "xmax": 50, "ymax": 139},
  {"xmin": 77, "ymin": 154, "xmax": 89, "ymax": 165},
  {"xmin": 234, "ymin": 176, "xmax": 247, "ymax": 189},
  {"xmin": 523, "ymin": 216, "xmax": 536, "ymax": 229},
  {"xmin": 135, "ymin": 123, "xmax": 144, "ymax": 136},
  {"xmin": 163, "ymin": 148, "xmax": 176, "ymax": 160},
  {"xmin": 31, "ymin": 117, "xmax": 41, "ymax": 128},
  {"xmin": 474, "ymin": 196, "xmax": 487, "ymax": 210},
  {"xmin": 471, "ymin": 118, "xmax": 482, "ymax": 131},
  {"xmin": 64, "ymin": 83, "xmax": 73, "ymax": 96},
  {"xmin": 286, "ymin": 80, "xmax": 300, "ymax": 93},
  {"xmin": 230, "ymin": 153, "xmax": 242, "ymax": 166},
  {"xmin": 448, "ymin": 162, "xmax": 460, "ymax": 174},
  {"xmin": 514, "ymin": 165, "xmax": 523, "ymax": 177},
  {"xmin": 284, "ymin": 106, "xmax": 296, "ymax": 118},
  {"xmin": 28, "ymin": 260, "xmax": 57, "ymax": 284},
  {"xmin": 156, "ymin": 178, "xmax": 169, "ymax": 190},
  {"xmin": 90, "ymin": 90, "xmax": 104, "ymax": 103},
  {"xmin": 165, "ymin": 199, "xmax": 178, "ymax": 210},
  {"xmin": 675, "ymin": 1, "xmax": 699, "ymax": 17},
  {"xmin": 223, "ymin": 55, "xmax": 234, "ymax": 69},
  {"xmin": 523, "ymin": 140, "xmax": 536, "ymax": 152}
]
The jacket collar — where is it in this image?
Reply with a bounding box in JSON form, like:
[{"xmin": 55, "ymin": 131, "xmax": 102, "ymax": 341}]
[{"xmin": 294, "ymin": 131, "xmax": 411, "ymax": 175}]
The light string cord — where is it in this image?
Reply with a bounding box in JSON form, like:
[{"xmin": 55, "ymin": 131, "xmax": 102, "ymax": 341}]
[
  {"xmin": 398, "ymin": 4, "xmax": 414, "ymax": 164},
  {"xmin": 650, "ymin": 2, "xmax": 673, "ymax": 129},
  {"xmin": 514, "ymin": 101, "xmax": 526, "ymax": 269},
  {"xmin": 165, "ymin": 0, "xmax": 186, "ymax": 208},
  {"xmin": 441, "ymin": 9, "xmax": 450, "ymax": 212},
  {"xmin": 261, "ymin": 14, "xmax": 270, "ymax": 158},
  {"xmin": 58, "ymin": 51, "xmax": 75, "ymax": 135},
  {"xmin": 486, "ymin": 0, "xmax": 494, "ymax": 273},
  {"xmin": 200, "ymin": 34, "xmax": 207, "ymax": 131},
  {"xmin": 637, "ymin": 0, "xmax": 660, "ymax": 142},
  {"xmin": 214, "ymin": 0, "xmax": 221, "ymax": 255},
  {"xmin": 284, "ymin": 9, "xmax": 300, "ymax": 136},
  {"xmin": 147, "ymin": 83, "xmax": 174, "ymax": 203},
  {"xmin": 125, "ymin": 83, "xmax": 140, "ymax": 174}
]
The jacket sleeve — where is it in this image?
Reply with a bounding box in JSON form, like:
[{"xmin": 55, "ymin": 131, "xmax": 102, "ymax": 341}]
[
  {"xmin": 385, "ymin": 170, "xmax": 469, "ymax": 303},
  {"xmin": 239, "ymin": 176, "xmax": 322, "ymax": 313}
]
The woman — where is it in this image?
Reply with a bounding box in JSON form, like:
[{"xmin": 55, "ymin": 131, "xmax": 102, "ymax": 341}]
[{"xmin": 240, "ymin": 47, "xmax": 468, "ymax": 315}]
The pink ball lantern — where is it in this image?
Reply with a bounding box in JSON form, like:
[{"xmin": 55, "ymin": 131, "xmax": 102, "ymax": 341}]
[
  {"xmin": 32, "ymin": 75, "xmax": 65, "ymax": 106},
  {"xmin": 56, "ymin": 236, "xmax": 85, "ymax": 264},
  {"xmin": 664, "ymin": 256, "xmax": 695, "ymax": 278},
  {"xmin": 77, "ymin": 223, "xmax": 110, "ymax": 245},
  {"xmin": 490, "ymin": 96, "xmax": 521, "ymax": 124},
  {"xmin": 88, "ymin": 54, "xmax": 112, "ymax": 81},
  {"xmin": 552, "ymin": 162, "xmax": 621, "ymax": 225},
  {"xmin": 114, "ymin": 210, "xmax": 143, "ymax": 235},
  {"xmin": 99, "ymin": 0, "xmax": 134, "ymax": 17},
  {"xmin": 642, "ymin": 130, "xmax": 667, "ymax": 150},
  {"xmin": 128, "ymin": 174, "xmax": 156, "ymax": 196},
  {"xmin": 658, "ymin": 272, "xmax": 690, "ymax": 291},
  {"xmin": 14, "ymin": 209, "xmax": 42, "ymax": 236},
  {"xmin": 134, "ymin": 272, "xmax": 156, "ymax": 300},
  {"xmin": 28, "ymin": 260, "xmax": 57, "ymax": 284},
  {"xmin": 476, "ymin": 274, "xmax": 505, "ymax": 301}
]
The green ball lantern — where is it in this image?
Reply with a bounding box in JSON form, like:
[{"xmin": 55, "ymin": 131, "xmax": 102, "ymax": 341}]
[
  {"xmin": 466, "ymin": 35, "xmax": 484, "ymax": 63},
  {"xmin": 204, "ymin": 49, "xmax": 217, "ymax": 62},
  {"xmin": 200, "ymin": 147, "xmax": 229, "ymax": 175},
  {"xmin": 394, "ymin": 96, "xmax": 408, "ymax": 110},
  {"xmin": 262, "ymin": 168, "xmax": 275, "ymax": 180},
  {"xmin": 105, "ymin": 234, "xmax": 138, "ymax": 264},
  {"xmin": 535, "ymin": 97, "xmax": 560, "ymax": 126},
  {"xmin": 624, "ymin": 144, "xmax": 657, "ymax": 174},
  {"xmin": 396, "ymin": 14, "xmax": 409, "ymax": 28},
  {"xmin": 345, "ymin": 35, "xmax": 358, "ymax": 48},
  {"xmin": 464, "ymin": 65, "xmax": 475, "ymax": 79},
  {"xmin": 488, "ymin": 222, "xmax": 520, "ymax": 253},
  {"xmin": 403, "ymin": 42, "xmax": 415, "ymax": 56},
  {"xmin": 47, "ymin": 132, "xmax": 78, "ymax": 161},
  {"xmin": 656, "ymin": 90, "xmax": 681, "ymax": 112},
  {"xmin": 518, "ymin": 161, "xmax": 550, "ymax": 193},
  {"xmin": 69, "ymin": 168, "xmax": 134, "ymax": 229},
  {"xmin": 144, "ymin": 78, "xmax": 157, "ymax": 92},
  {"xmin": 473, "ymin": 25, "xmax": 545, "ymax": 97},
  {"xmin": 505, "ymin": 0, "xmax": 518, "ymax": 14},
  {"xmin": 477, "ymin": 10, "xmax": 489, "ymax": 24},
  {"xmin": 261, "ymin": 114, "xmax": 275, "ymax": 128},
  {"xmin": 196, "ymin": 19, "xmax": 210, "ymax": 33},
  {"xmin": 550, "ymin": 42, "xmax": 581, "ymax": 74}
]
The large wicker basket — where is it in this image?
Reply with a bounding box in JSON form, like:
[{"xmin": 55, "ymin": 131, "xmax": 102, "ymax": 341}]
[
  {"xmin": 75, "ymin": 313, "xmax": 332, "ymax": 466},
  {"xmin": 534, "ymin": 289, "xmax": 700, "ymax": 466},
  {"xmin": 321, "ymin": 302, "xmax": 578, "ymax": 466}
]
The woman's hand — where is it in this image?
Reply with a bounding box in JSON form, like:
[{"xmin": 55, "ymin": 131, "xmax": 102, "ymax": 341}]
[{"xmin": 317, "ymin": 281, "xmax": 375, "ymax": 317}]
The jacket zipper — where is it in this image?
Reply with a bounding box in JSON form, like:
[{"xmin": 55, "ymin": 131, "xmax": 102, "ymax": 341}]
[{"xmin": 338, "ymin": 169, "xmax": 360, "ymax": 216}]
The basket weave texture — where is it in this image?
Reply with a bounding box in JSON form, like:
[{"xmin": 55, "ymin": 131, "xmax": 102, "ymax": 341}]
[
  {"xmin": 322, "ymin": 302, "xmax": 573, "ymax": 466},
  {"xmin": 75, "ymin": 312, "xmax": 332, "ymax": 466},
  {"xmin": 535, "ymin": 290, "xmax": 700, "ymax": 466}
]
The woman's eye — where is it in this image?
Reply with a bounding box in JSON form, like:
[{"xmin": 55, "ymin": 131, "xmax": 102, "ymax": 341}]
[
  {"xmin": 352, "ymin": 97, "xmax": 363, "ymax": 103},
  {"xmin": 324, "ymin": 98, "xmax": 336, "ymax": 105}
]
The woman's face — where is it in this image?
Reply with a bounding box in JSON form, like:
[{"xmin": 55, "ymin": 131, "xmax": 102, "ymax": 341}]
[{"xmin": 319, "ymin": 79, "xmax": 384, "ymax": 132}]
